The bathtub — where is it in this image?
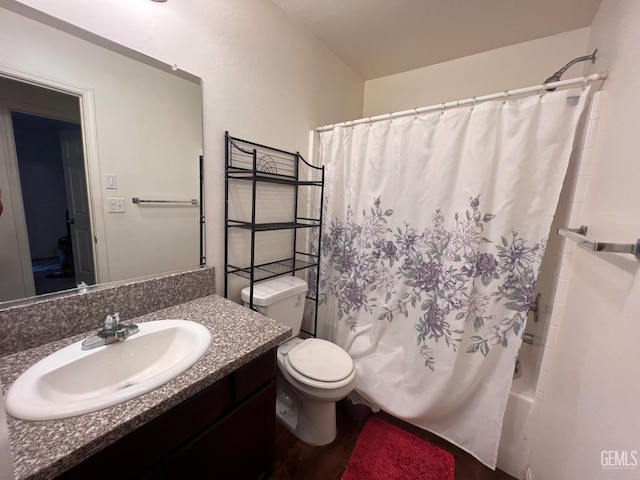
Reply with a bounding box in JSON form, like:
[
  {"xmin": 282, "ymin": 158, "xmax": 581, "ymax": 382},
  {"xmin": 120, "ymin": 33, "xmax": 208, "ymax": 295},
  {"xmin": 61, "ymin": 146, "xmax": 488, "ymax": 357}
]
[{"xmin": 496, "ymin": 350, "xmax": 537, "ymax": 479}]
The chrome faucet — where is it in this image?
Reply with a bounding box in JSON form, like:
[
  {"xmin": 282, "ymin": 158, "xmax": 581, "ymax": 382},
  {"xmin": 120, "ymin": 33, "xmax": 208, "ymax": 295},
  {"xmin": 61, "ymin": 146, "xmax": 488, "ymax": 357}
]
[{"xmin": 81, "ymin": 312, "xmax": 139, "ymax": 350}]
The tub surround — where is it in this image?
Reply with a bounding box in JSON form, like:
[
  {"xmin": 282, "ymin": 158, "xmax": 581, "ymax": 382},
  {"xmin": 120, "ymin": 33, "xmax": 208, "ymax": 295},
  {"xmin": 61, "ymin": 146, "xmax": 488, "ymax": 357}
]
[
  {"xmin": 496, "ymin": 357, "xmax": 536, "ymax": 478},
  {"xmin": 0, "ymin": 267, "xmax": 217, "ymax": 357},
  {"xmin": 0, "ymin": 268, "xmax": 291, "ymax": 479}
]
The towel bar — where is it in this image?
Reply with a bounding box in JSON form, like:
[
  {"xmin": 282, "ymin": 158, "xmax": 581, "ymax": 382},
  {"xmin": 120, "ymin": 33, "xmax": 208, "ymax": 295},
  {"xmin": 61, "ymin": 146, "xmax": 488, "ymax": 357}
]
[
  {"xmin": 557, "ymin": 225, "xmax": 640, "ymax": 259},
  {"xmin": 132, "ymin": 197, "xmax": 198, "ymax": 206}
]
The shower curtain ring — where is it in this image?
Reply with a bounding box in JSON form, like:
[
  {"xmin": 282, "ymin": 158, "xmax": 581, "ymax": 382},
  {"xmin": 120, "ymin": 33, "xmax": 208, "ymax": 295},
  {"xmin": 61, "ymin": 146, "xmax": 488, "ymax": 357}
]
[
  {"xmin": 503, "ymin": 91, "xmax": 508, "ymax": 104},
  {"xmin": 414, "ymin": 107, "xmax": 418, "ymax": 119},
  {"xmin": 471, "ymin": 97, "xmax": 477, "ymax": 110},
  {"xmin": 440, "ymin": 103, "xmax": 445, "ymax": 117}
]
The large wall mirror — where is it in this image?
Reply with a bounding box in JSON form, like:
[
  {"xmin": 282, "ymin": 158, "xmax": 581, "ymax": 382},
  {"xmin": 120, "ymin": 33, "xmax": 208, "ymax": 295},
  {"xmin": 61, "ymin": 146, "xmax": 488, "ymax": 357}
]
[{"xmin": 0, "ymin": 5, "xmax": 204, "ymax": 302}]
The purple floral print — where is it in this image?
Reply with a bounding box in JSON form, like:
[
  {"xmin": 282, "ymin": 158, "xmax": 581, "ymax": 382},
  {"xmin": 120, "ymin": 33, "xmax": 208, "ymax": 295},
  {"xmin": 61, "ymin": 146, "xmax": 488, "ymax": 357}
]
[{"xmin": 319, "ymin": 196, "xmax": 544, "ymax": 370}]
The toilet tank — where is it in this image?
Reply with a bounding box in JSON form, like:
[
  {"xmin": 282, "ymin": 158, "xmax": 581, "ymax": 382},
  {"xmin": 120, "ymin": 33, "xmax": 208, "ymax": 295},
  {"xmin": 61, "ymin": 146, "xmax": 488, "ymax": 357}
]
[{"xmin": 241, "ymin": 277, "xmax": 308, "ymax": 337}]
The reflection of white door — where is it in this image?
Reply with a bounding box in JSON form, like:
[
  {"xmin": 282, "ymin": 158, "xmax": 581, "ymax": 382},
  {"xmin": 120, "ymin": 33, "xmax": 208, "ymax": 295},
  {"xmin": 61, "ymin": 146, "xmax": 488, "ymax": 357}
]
[{"xmin": 60, "ymin": 130, "xmax": 95, "ymax": 286}]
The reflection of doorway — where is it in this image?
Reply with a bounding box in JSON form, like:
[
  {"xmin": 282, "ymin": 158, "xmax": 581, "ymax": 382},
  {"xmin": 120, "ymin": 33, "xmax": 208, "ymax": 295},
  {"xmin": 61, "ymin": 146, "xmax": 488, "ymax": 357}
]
[
  {"xmin": 11, "ymin": 112, "xmax": 95, "ymax": 295},
  {"xmin": 0, "ymin": 73, "xmax": 104, "ymax": 302}
]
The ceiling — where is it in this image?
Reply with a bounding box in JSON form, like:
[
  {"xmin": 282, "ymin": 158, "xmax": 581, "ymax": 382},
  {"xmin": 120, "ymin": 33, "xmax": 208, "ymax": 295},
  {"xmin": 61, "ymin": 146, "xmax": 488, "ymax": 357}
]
[{"xmin": 271, "ymin": 0, "xmax": 602, "ymax": 80}]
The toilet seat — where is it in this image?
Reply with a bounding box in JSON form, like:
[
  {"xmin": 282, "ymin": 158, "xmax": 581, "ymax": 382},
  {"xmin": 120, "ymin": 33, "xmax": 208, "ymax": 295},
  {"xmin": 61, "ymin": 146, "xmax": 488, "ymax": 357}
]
[{"xmin": 283, "ymin": 338, "xmax": 355, "ymax": 390}]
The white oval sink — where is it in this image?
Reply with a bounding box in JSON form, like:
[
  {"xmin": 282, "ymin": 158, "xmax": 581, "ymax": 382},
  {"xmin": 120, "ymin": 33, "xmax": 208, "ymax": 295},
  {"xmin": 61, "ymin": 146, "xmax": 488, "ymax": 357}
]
[{"xmin": 5, "ymin": 319, "xmax": 211, "ymax": 421}]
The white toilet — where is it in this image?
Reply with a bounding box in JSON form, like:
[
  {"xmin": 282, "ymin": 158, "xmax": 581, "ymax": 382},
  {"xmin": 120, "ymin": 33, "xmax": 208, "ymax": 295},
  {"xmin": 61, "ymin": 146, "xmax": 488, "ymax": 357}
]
[{"xmin": 241, "ymin": 276, "xmax": 356, "ymax": 446}]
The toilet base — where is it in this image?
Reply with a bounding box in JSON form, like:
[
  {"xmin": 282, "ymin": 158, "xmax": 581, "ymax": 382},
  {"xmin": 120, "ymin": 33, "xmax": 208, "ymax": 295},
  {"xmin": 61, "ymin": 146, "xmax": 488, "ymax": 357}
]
[{"xmin": 276, "ymin": 386, "xmax": 337, "ymax": 446}]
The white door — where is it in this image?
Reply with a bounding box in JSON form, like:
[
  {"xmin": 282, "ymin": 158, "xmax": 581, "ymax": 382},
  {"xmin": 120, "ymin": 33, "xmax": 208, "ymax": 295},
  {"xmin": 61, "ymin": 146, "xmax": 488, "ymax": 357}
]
[{"xmin": 59, "ymin": 130, "xmax": 96, "ymax": 286}]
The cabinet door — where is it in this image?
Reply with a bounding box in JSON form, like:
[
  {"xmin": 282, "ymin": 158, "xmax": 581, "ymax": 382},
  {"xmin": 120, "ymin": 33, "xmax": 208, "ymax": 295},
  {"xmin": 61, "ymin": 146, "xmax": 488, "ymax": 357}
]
[
  {"xmin": 56, "ymin": 377, "xmax": 231, "ymax": 480},
  {"xmin": 168, "ymin": 381, "xmax": 276, "ymax": 480}
]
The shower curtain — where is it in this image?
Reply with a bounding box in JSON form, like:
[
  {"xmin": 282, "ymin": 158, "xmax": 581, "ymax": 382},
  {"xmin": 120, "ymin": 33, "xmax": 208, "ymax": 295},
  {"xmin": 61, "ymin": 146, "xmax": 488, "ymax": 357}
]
[{"xmin": 316, "ymin": 88, "xmax": 588, "ymax": 468}]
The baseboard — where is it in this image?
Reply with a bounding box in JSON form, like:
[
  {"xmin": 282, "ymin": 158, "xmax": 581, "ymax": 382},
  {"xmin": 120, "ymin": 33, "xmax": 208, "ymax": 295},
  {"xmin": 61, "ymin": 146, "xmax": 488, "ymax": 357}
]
[{"xmin": 525, "ymin": 466, "xmax": 533, "ymax": 480}]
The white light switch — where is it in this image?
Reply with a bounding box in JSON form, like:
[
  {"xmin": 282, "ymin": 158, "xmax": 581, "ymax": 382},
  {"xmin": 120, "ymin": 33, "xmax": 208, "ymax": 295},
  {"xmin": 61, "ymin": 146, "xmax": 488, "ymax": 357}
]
[
  {"xmin": 107, "ymin": 197, "xmax": 125, "ymax": 213},
  {"xmin": 106, "ymin": 174, "xmax": 118, "ymax": 189}
]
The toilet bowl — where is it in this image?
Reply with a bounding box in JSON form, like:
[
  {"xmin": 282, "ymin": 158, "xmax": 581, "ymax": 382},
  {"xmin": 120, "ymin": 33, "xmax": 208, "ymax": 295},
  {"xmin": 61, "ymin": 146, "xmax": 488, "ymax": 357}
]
[
  {"xmin": 276, "ymin": 337, "xmax": 356, "ymax": 445},
  {"xmin": 241, "ymin": 277, "xmax": 356, "ymax": 446}
]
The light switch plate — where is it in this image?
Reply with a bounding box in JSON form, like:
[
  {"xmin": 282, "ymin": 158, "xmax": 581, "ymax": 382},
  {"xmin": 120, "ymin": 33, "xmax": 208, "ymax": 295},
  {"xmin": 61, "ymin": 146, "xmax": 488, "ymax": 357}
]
[
  {"xmin": 107, "ymin": 197, "xmax": 125, "ymax": 213},
  {"xmin": 105, "ymin": 174, "xmax": 117, "ymax": 189}
]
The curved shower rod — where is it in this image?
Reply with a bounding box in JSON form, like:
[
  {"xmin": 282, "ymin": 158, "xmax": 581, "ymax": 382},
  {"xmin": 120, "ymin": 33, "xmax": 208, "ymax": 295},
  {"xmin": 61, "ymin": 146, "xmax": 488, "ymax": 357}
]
[
  {"xmin": 316, "ymin": 71, "xmax": 608, "ymax": 132},
  {"xmin": 543, "ymin": 49, "xmax": 598, "ymax": 91}
]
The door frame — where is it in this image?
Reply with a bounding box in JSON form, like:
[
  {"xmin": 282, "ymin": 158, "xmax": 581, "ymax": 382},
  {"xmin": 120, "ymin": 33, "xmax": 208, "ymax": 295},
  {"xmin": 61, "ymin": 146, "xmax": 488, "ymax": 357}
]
[
  {"xmin": 0, "ymin": 105, "xmax": 34, "ymax": 297},
  {"xmin": 0, "ymin": 64, "xmax": 108, "ymax": 286}
]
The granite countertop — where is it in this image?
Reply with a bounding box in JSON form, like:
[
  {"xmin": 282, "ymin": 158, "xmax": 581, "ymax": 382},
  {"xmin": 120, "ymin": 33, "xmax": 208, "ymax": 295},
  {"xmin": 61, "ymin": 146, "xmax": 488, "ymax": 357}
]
[{"xmin": 0, "ymin": 294, "xmax": 290, "ymax": 480}]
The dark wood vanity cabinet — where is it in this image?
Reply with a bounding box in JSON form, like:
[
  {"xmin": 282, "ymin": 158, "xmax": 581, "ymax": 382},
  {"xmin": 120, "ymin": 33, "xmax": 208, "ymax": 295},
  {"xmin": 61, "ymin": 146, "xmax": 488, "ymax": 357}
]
[{"xmin": 56, "ymin": 349, "xmax": 276, "ymax": 480}]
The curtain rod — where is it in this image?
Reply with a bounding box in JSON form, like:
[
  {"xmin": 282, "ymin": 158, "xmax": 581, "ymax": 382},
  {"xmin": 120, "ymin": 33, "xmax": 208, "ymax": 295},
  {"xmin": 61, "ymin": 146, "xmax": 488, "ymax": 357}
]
[{"xmin": 315, "ymin": 72, "xmax": 608, "ymax": 133}]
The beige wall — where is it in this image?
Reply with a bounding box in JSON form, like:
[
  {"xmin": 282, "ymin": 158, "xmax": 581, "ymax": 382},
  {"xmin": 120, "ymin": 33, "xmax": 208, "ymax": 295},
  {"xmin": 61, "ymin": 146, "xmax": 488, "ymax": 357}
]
[
  {"xmin": 528, "ymin": 1, "xmax": 640, "ymax": 478},
  {"xmin": 363, "ymin": 28, "xmax": 590, "ymax": 117},
  {"xmin": 3, "ymin": 0, "xmax": 364, "ymax": 293}
]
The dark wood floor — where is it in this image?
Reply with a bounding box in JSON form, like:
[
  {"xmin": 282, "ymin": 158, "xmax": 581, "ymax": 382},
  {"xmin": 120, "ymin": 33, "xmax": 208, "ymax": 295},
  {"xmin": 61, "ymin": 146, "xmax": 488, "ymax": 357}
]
[{"xmin": 271, "ymin": 401, "xmax": 517, "ymax": 480}]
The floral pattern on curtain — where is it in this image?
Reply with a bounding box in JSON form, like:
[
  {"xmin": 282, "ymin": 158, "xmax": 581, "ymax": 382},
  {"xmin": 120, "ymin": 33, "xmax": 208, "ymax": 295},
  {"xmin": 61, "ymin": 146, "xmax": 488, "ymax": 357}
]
[{"xmin": 320, "ymin": 195, "xmax": 546, "ymax": 371}]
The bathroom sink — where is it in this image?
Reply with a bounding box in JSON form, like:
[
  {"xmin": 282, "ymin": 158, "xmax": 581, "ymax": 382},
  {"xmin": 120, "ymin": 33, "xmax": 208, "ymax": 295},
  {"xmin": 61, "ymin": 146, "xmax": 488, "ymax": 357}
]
[{"xmin": 5, "ymin": 319, "xmax": 211, "ymax": 421}]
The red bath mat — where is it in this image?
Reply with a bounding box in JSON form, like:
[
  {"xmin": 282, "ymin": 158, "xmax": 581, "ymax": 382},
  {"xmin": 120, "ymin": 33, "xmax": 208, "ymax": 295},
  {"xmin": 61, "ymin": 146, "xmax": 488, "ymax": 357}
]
[{"xmin": 341, "ymin": 417, "xmax": 455, "ymax": 480}]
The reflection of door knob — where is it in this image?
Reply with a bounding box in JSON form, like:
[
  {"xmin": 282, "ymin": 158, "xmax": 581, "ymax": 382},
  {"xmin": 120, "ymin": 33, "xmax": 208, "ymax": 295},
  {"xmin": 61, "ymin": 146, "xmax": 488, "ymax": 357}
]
[{"xmin": 67, "ymin": 218, "xmax": 75, "ymax": 224}]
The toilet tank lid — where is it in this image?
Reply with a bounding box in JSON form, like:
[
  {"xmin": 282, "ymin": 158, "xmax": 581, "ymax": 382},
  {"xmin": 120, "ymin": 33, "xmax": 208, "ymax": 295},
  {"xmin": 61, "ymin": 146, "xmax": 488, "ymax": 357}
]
[{"xmin": 241, "ymin": 276, "xmax": 308, "ymax": 306}]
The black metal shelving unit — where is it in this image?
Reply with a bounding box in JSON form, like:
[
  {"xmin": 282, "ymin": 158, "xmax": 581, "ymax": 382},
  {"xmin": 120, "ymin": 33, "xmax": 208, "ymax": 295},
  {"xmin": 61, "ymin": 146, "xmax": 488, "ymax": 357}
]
[{"xmin": 224, "ymin": 132, "xmax": 324, "ymax": 337}]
